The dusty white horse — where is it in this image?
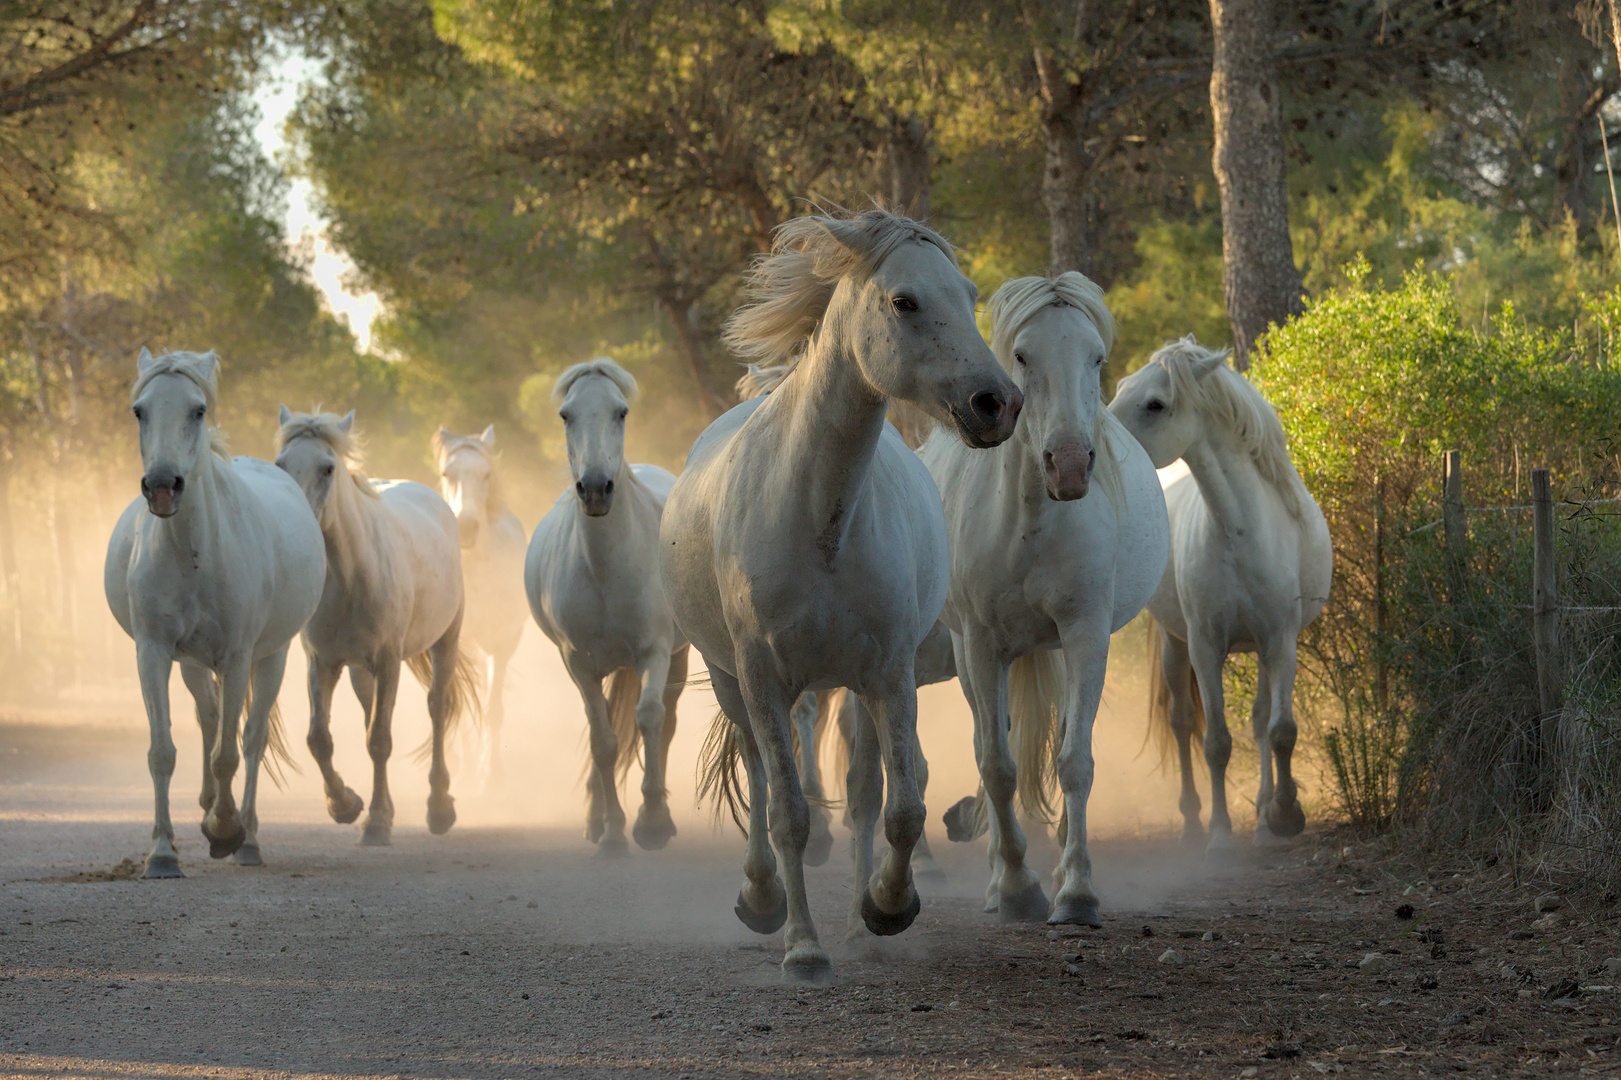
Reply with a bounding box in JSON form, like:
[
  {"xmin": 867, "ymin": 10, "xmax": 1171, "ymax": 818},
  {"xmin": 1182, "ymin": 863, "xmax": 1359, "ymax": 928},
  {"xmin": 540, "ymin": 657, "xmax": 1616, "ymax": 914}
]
[
  {"xmin": 921, "ymin": 273, "xmax": 1168, "ymax": 926},
  {"xmin": 275, "ymin": 408, "xmax": 479, "ymax": 845},
  {"xmin": 105, "ymin": 350, "xmax": 325, "ymax": 876},
  {"xmin": 525, "ymin": 358, "xmax": 688, "ymax": 854},
  {"xmin": 434, "ymin": 425, "xmax": 528, "ymax": 787},
  {"xmin": 1110, "ymin": 337, "xmax": 1332, "ymax": 852},
  {"xmin": 669, "ymin": 208, "xmax": 1022, "ymax": 982}
]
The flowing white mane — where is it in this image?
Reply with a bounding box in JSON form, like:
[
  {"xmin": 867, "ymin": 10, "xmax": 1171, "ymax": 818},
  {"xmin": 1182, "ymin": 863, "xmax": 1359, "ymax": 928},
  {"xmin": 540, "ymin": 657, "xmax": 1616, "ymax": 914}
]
[
  {"xmin": 1146, "ymin": 334, "xmax": 1307, "ymax": 520},
  {"xmin": 985, "ymin": 273, "xmax": 1128, "ymax": 509},
  {"xmin": 734, "ymin": 363, "xmax": 790, "ymax": 399},
  {"xmin": 723, "ymin": 207, "xmax": 956, "ymax": 369},
  {"xmin": 131, "ymin": 349, "xmax": 230, "ymax": 459},
  {"xmin": 553, "ymin": 357, "xmax": 639, "ymax": 403},
  {"xmin": 432, "ymin": 427, "xmax": 508, "ymax": 517},
  {"xmin": 275, "ymin": 410, "xmax": 381, "ymax": 500}
]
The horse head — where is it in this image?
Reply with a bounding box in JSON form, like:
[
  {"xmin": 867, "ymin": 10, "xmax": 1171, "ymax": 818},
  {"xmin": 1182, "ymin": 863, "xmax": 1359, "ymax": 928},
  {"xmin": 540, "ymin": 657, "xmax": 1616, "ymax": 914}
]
[
  {"xmin": 553, "ymin": 358, "xmax": 637, "ymax": 517},
  {"xmin": 130, "ymin": 348, "xmax": 221, "ymax": 518}
]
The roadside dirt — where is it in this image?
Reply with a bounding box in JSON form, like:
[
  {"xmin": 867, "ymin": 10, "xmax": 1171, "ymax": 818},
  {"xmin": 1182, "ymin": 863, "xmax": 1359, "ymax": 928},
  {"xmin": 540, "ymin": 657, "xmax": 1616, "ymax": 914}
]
[{"xmin": 3, "ymin": 720, "xmax": 1619, "ymax": 1080}]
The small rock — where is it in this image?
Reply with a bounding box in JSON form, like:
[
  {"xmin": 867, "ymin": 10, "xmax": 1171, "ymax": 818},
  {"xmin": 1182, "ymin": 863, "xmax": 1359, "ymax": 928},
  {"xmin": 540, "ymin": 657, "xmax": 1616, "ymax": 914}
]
[
  {"xmin": 1412, "ymin": 973, "xmax": 1439, "ymax": 990},
  {"xmin": 1063, "ymin": 963, "xmax": 1084, "ymax": 977},
  {"xmin": 1203, "ymin": 930, "xmax": 1221, "ymax": 942},
  {"xmin": 1402, "ymin": 885, "xmax": 1416, "ymax": 896},
  {"xmin": 1176, "ymin": 929, "xmax": 1203, "ymax": 938},
  {"xmin": 1157, "ymin": 948, "xmax": 1184, "ymax": 966},
  {"xmin": 1601, "ymin": 957, "xmax": 1621, "ymax": 976},
  {"xmin": 1358, "ymin": 952, "xmax": 1389, "ymax": 974},
  {"xmin": 1534, "ymin": 893, "xmax": 1562, "ymax": 913},
  {"xmin": 505, "ymin": 894, "xmax": 517, "ymax": 902},
  {"xmin": 1241, "ymin": 1069, "xmax": 1260, "ymax": 1079},
  {"xmin": 1047, "ymin": 929, "xmax": 1059, "ymax": 941},
  {"xmin": 1441, "ymin": 1010, "xmax": 1471, "ymax": 1027},
  {"xmin": 1417, "ymin": 926, "xmax": 1445, "ymax": 944},
  {"xmin": 1531, "ymin": 913, "xmax": 1564, "ymax": 932},
  {"xmin": 526, "ymin": 901, "xmax": 538, "ymax": 909},
  {"xmin": 1507, "ymin": 929, "xmax": 1536, "ymax": 941},
  {"xmin": 910, "ymin": 1003, "xmax": 932, "ymax": 1012},
  {"xmin": 1140, "ymin": 925, "xmax": 1155, "ymax": 937},
  {"xmin": 520, "ymin": 992, "xmax": 529, "ymax": 1000},
  {"xmin": 1430, "ymin": 943, "xmax": 1447, "ymax": 960},
  {"xmin": 1062, "ymin": 952, "xmax": 1085, "ymax": 964},
  {"xmin": 1394, "ymin": 903, "xmax": 1415, "ymax": 920}
]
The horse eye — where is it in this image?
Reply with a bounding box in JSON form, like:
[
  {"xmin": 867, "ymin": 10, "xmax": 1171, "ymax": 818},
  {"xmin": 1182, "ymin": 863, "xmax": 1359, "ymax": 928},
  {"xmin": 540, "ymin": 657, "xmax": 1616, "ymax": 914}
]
[
  {"xmin": 321, "ymin": 464, "xmax": 335, "ymax": 477},
  {"xmin": 132, "ymin": 406, "xmax": 144, "ymax": 421},
  {"xmin": 193, "ymin": 406, "xmax": 206, "ymax": 420},
  {"xmin": 1014, "ymin": 352, "xmax": 1027, "ymax": 367},
  {"xmin": 1146, "ymin": 399, "xmax": 1166, "ymax": 413},
  {"xmin": 558, "ymin": 411, "xmax": 570, "ymax": 423},
  {"xmin": 892, "ymin": 295, "xmax": 918, "ymax": 314},
  {"xmin": 616, "ymin": 409, "xmax": 628, "ymax": 421}
]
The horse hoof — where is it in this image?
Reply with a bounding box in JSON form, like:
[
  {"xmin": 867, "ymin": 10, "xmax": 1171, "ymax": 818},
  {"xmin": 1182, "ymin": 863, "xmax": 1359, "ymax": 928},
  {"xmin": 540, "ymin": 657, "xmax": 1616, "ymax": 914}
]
[
  {"xmin": 328, "ymin": 788, "xmax": 363, "ymax": 825},
  {"xmin": 1181, "ymin": 821, "xmax": 1206, "ymax": 849},
  {"xmin": 781, "ymin": 948, "xmax": 835, "ymax": 985},
  {"xmin": 860, "ymin": 887, "xmax": 921, "ymax": 937},
  {"xmin": 1048, "ymin": 896, "xmax": 1102, "ymax": 927},
  {"xmin": 998, "ymin": 881, "xmax": 1050, "ymax": 923},
  {"xmin": 943, "ymin": 796, "xmax": 983, "ymax": 843},
  {"xmin": 201, "ymin": 821, "xmax": 245, "ymax": 860},
  {"xmin": 595, "ymin": 832, "xmax": 629, "ymax": 858},
  {"xmin": 1264, "ymin": 800, "xmax": 1306, "ymax": 838},
  {"xmin": 427, "ymin": 794, "xmax": 456, "ymax": 836},
  {"xmin": 359, "ymin": 822, "xmax": 392, "ymax": 847},
  {"xmin": 803, "ymin": 826, "xmax": 835, "ymax": 868},
  {"xmin": 632, "ymin": 806, "xmax": 677, "ymax": 851},
  {"xmin": 230, "ymin": 845, "xmax": 263, "ymax": 867},
  {"xmin": 734, "ymin": 889, "xmax": 788, "ymax": 935},
  {"xmin": 584, "ymin": 819, "xmax": 606, "ymax": 844},
  {"xmin": 142, "ymin": 855, "xmax": 183, "ymax": 879}
]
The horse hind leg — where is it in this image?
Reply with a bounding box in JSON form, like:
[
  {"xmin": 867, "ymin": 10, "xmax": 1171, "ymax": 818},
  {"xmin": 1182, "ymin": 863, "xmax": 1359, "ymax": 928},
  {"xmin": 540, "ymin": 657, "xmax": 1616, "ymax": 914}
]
[
  {"xmin": 179, "ymin": 660, "xmax": 219, "ymax": 814},
  {"xmin": 232, "ymin": 649, "xmax": 291, "ymax": 867},
  {"xmin": 790, "ymin": 690, "xmax": 834, "ymax": 867},
  {"xmin": 1258, "ymin": 641, "xmax": 1306, "ymax": 841},
  {"xmin": 843, "ymin": 689, "xmax": 884, "ymax": 943},
  {"xmin": 1187, "ymin": 637, "xmax": 1236, "ymax": 862},
  {"xmin": 630, "ymin": 650, "xmax": 678, "ymax": 851},
  {"xmin": 358, "ymin": 659, "xmax": 400, "ymax": 846},
  {"xmin": 200, "ymin": 655, "xmax": 251, "ymax": 860},
  {"xmin": 1159, "ymin": 631, "xmax": 1204, "ymax": 848},
  {"xmin": 908, "ymin": 730, "xmax": 947, "ymax": 887},
  {"xmin": 570, "ymin": 654, "xmax": 628, "ymax": 855},
  {"xmin": 306, "ymin": 657, "xmax": 362, "ymax": 824},
  {"xmin": 709, "ymin": 667, "xmax": 789, "ymax": 941},
  {"xmin": 422, "ymin": 622, "xmax": 463, "ymax": 836}
]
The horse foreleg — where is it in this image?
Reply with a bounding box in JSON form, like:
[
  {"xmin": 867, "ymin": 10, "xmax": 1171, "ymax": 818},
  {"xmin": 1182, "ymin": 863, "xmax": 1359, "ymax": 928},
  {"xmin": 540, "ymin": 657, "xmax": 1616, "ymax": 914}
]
[
  {"xmin": 909, "ymin": 731, "xmax": 946, "ymax": 885},
  {"xmin": 178, "ymin": 660, "xmax": 219, "ymax": 814},
  {"xmin": 1258, "ymin": 638, "xmax": 1305, "ymax": 841},
  {"xmin": 1049, "ymin": 618, "xmax": 1111, "ymax": 927},
  {"xmin": 425, "ymin": 618, "xmax": 463, "ymax": 836},
  {"xmin": 711, "ymin": 667, "xmax": 785, "ymax": 937},
  {"xmin": 233, "ymin": 649, "xmax": 289, "ymax": 866},
  {"xmin": 792, "ymin": 691, "xmax": 835, "ymax": 867},
  {"xmin": 1160, "ymin": 630, "xmax": 1204, "ymax": 846},
  {"xmin": 136, "ymin": 640, "xmax": 182, "ymax": 878},
  {"xmin": 482, "ymin": 648, "xmax": 512, "ymax": 789},
  {"xmin": 307, "ymin": 655, "xmax": 362, "ymax": 824},
  {"xmin": 360, "ymin": 657, "xmax": 400, "ymax": 846},
  {"xmin": 630, "ymin": 648, "xmax": 676, "ymax": 850},
  {"xmin": 843, "ymin": 691, "xmax": 883, "ymax": 943},
  {"xmin": 1188, "ymin": 635, "xmax": 1235, "ymax": 860},
  {"xmin": 568, "ymin": 654, "xmax": 627, "ymax": 854},
  {"xmin": 201, "ymin": 654, "xmax": 251, "ymax": 860}
]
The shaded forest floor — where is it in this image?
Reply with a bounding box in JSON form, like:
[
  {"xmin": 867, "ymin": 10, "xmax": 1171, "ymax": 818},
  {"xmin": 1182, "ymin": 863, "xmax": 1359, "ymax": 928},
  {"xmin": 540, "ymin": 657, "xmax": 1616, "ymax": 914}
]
[{"xmin": 1, "ymin": 720, "xmax": 1618, "ymax": 1079}]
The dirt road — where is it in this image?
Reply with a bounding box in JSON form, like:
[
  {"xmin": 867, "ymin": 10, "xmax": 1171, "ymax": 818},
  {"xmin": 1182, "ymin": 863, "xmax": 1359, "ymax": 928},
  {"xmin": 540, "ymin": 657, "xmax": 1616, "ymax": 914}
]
[{"xmin": 3, "ymin": 719, "xmax": 1619, "ymax": 1080}]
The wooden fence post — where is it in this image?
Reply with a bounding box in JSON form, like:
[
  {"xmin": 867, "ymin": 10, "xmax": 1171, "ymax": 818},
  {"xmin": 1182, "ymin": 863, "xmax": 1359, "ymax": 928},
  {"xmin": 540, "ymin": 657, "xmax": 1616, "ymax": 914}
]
[
  {"xmin": 1532, "ymin": 467, "xmax": 1562, "ymax": 760},
  {"xmin": 1443, "ymin": 449, "xmax": 1466, "ymax": 604}
]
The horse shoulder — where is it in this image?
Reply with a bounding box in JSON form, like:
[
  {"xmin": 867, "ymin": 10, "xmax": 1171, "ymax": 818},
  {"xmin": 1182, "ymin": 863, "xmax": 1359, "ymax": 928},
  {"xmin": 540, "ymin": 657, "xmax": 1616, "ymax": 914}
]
[{"xmin": 102, "ymin": 498, "xmax": 144, "ymax": 638}]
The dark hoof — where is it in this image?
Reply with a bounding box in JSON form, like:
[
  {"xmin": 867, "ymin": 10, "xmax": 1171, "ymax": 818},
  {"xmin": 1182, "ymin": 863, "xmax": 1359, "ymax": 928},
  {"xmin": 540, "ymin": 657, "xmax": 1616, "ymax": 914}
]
[
  {"xmin": 595, "ymin": 832, "xmax": 629, "ymax": 858},
  {"xmin": 143, "ymin": 855, "xmax": 183, "ymax": 879},
  {"xmin": 803, "ymin": 824, "xmax": 835, "ymax": 868},
  {"xmin": 997, "ymin": 880, "xmax": 1050, "ymax": 923},
  {"xmin": 230, "ymin": 845, "xmax": 263, "ymax": 867},
  {"xmin": 735, "ymin": 889, "xmax": 788, "ymax": 935},
  {"xmin": 360, "ymin": 821, "xmax": 392, "ymax": 847},
  {"xmin": 860, "ymin": 886, "xmax": 921, "ymax": 937},
  {"xmin": 1048, "ymin": 896, "xmax": 1102, "ymax": 927},
  {"xmin": 943, "ymin": 796, "xmax": 985, "ymax": 843},
  {"xmin": 1181, "ymin": 820, "xmax": 1206, "ymax": 848},
  {"xmin": 782, "ymin": 951, "xmax": 835, "ymax": 985},
  {"xmin": 202, "ymin": 821, "xmax": 245, "ymax": 860},
  {"xmin": 427, "ymin": 794, "xmax": 456, "ymax": 836},
  {"xmin": 1264, "ymin": 799, "xmax": 1306, "ymax": 838},
  {"xmin": 328, "ymin": 788, "xmax": 363, "ymax": 825},
  {"xmin": 632, "ymin": 806, "xmax": 677, "ymax": 851}
]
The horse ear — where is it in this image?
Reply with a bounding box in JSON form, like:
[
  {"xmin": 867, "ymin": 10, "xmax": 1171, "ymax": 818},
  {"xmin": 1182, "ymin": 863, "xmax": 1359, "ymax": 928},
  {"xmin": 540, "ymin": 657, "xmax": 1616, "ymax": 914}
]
[
  {"xmin": 480, "ymin": 424, "xmax": 495, "ymax": 448},
  {"xmin": 137, "ymin": 347, "xmax": 156, "ymax": 373},
  {"xmin": 817, "ymin": 217, "xmax": 872, "ymax": 259},
  {"xmin": 196, "ymin": 350, "xmax": 219, "ymax": 382},
  {"xmin": 278, "ymin": 404, "xmax": 293, "ymax": 427},
  {"xmin": 338, "ymin": 410, "xmax": 355, "ymax": 435},
  {"xmin": 1190, "ymin": 351, "xmax": 1228, "ymax": 380}
]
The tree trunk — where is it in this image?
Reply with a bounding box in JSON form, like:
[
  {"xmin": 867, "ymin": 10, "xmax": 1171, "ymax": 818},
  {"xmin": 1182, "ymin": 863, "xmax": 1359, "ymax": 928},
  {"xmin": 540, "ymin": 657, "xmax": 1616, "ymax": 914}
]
[
  {"xmin": 658, "ymin": 296, "xmax": 726, "ymax": 420},
  {"xmin": 1209, "ymin": 0, "xmax": 1305, "ymax": 369},
  {"xmin": 885, "ymin": 114, "xmax": 932, "ymax": 220},
  {"xmin": 1032, "ymin": 49, "xmax": 1094, "ymax": 276}
]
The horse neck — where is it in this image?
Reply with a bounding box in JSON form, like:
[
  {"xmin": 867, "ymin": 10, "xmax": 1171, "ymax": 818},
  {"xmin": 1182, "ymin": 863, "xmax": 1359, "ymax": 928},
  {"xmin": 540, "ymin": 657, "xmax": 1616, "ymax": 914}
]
[
  {"xmin": 1182, "ymin": 422, "xmax": 1276, "ymax": 536},
  {"xmin": 769, "ymin": 327, "xmax": 889, "ymax": 558},
  {"xmin": 157, "ymin": 452, "xmax": 232, "ymax": 559},
  {"xmin": 1000, "ymin": 422, "xmax": 1057, "ymax": 520},
  {"xmin": 322, "ymin": 466, "xmax": 384, "ymax": 585},
  {"xmin": 574, "ymin": 458, "xmax": 655, "ymax": 572}
]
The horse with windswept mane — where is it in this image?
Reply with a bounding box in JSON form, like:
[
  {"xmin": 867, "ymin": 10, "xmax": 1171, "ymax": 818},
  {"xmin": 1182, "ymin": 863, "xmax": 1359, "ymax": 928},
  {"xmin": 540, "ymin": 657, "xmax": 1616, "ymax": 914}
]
[
  {"xmin": 433, "ymin": 424, "xmax": 527, "ymax": 787},
  {"xmin": 1110, "ymin": 336, "xmax": 1332, "ymax": 853},
  {"xmin": 524, "ymin": 356, "xmax": 689, "ymax": 854},
  {"xmin": 275, "ymin": 407, "xmax": 480, "ymax": 846},
  {"xmin": 920, "ymin": 272, "xmax": 1169, "ymax": 926},
  {"xmin": 667, "ymin": 207, "xmax": 1022, "ymax": 983},
  {"xmin": 105, "ymin": 349, "xmax": 326, "ymax": 876}
]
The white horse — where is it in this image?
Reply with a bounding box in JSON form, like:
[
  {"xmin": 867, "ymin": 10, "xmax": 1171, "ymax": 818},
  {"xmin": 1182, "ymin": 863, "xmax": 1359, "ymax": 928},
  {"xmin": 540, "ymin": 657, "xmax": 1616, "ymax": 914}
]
[
  {"xmin": 434, "ymin": 425, "xmax": 528, "ymax": 787},
  {"xmin": 669, "ymin": 208, "xmax": 1022, "ymax": 983},
  {"xmin": 275, "ymin": 408, "xmax": 479, "ymax": 845},
  {"xmin": 525, "ymin": 358, "xmax": 689, "ymax": 854},
  {"xmin": 105, "ymin": 350, "xmax": 325, "ymax": 876},
  {"xmin": 1109, "ymin": 336, "xmax": 1332, "ymax": 852},
  {"xmin": 920, "ymin": 273, "xmax": 1169, "ymax": 926}
]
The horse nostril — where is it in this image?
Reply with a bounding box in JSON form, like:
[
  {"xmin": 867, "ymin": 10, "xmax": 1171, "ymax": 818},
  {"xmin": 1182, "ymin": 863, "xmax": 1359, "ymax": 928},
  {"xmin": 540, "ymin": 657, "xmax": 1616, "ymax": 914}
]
[
  {"xmin": 1087, "ymin": 449, "xmax": 1096, "ymax": 470},
  {"xmin": 604, "ymin": 479, "xmax": 614, "ymax": 495},
  {"xmin": 171, "ymin": 476, "xmax": 184, "ymax": 494},
  {"xmin": 575, "ymin": 481, "xmax": 586, "ymax": 497},
  {"xmin": 970, "ymin": 391, "xmax": 1004, "ymax": 423}
]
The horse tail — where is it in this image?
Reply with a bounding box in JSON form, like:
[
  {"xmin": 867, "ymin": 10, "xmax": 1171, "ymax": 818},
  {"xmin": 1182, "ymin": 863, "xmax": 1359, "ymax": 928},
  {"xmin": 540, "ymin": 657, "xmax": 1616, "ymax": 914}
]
[
  {"xmin": 813, "ymin": 687, "xmax": 850, "ymax": 801},
  {"xmin": 1009, "ymin": 649, "xmax": 1067, "ymax": 823},
  {"xmin": 408, "ymin": 646, "xmax": 485, "ymax": 764},
  {"xmin": 605, "ymin": 667, "xmax": 643, "ymax": 786},
  {"xmin": 243, "ymin": 668, "xmax": 299, "ymax": 790},
  {"xmin": 696, "ymin": 708, "xmax": 747, "ymax": 835},
  {"xmin": 1142, "ymin": 616, "xmax": 1203, "ymax": 770}
]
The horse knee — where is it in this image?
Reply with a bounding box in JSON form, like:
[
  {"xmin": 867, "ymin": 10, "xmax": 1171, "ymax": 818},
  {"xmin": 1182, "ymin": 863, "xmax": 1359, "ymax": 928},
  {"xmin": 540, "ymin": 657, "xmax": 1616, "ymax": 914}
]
[
  {"xmin": 768, "ymin": 794, "xmax": 811, "ymax": 852},
  {"xmin": 1268, "ymin": 714, "xmax": 1298, "ymax": 756},
  {"xmin": 148, "ymin": 744, "xmax": 177, "ymax": 777},
  {"xmin": 367, "ymin": 729, "xmax": 392, "ymax": 760},
  {"xmin": 886, "ymin": 793, "xmax": 925, "ymax": 849},
  {"xmin": 1203, "ymin": 728, "xmax": 1232, "ymax": 771},
  {"xmin": 980, "ymin": 755, "xmax": 1017, "ymax": 801},
  {"xmin": 307, "ymin": 728, "xmax": 333, "ymax": 760},
  {"xmin": 1055, "ymin": 745, "xmax": 1094, "ymax": 795}
]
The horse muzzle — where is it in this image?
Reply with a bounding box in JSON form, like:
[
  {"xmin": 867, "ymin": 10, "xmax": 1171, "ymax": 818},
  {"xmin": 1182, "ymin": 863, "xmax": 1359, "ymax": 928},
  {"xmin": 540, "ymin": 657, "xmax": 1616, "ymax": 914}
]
[
  {"xmin": 457, "ymin": 514, "xmax": 482, "ymax": 548},
  {"xmin": 953, "ymin": 384, "xmax": 1024, "ymax": 449},
  {"xmin": 1043, "ymin": 443, "xmax": 1094, "ymax": 502},
  {"xmin": 141, "ymin": 473, "xmax": 184, "ymax": 518},
  {"xmin": 575, "ymin": 473, "xmax": 615, "ymax": 517}
]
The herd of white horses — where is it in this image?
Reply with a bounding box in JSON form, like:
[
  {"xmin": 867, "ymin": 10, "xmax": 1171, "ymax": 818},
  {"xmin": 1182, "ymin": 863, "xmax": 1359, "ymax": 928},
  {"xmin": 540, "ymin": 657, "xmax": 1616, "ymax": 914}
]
[{"xmin": 104, "ymin": 208, "xmax": 1332, "ymax": 984}]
